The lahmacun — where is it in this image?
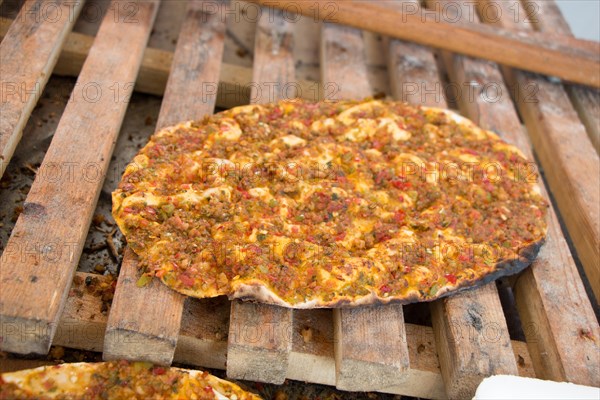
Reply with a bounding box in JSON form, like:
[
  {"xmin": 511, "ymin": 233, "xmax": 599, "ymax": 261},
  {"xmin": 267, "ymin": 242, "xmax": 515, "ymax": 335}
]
[{"xmin": 113, "ymin": 100, "xmax": 548, "ymax": 308}]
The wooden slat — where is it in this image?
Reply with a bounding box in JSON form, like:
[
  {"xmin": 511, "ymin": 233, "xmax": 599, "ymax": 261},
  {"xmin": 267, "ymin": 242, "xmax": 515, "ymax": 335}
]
[
  {"xmin": 386, "ymin": 2, "xmax": 519, "ymax": 398},
  {"xmin": 474, "ymin": 0, "xmax": 600, "ymax": 386},
  {"xmin": 0, "ymin": 0, "xmax": 159, "ymax": 355},
  {"xmin": 249, "ymin": 0, "xmax": 600, "ymax": 88},
  {"xmin": 522, "ymin": 0, "xmax": 599, "ymax": 155},
  {"xmin": 155, "ymin": 0, "xmax": 226, "ymax": 130},
  {"xmin": 429, "ymin": 284, "xmax": 518, "ymax": 398},
  {"xmin": 320, "ymin": 24, "xmax": 370, "ymax": 100},
  {"xmin": 104, "ymin": 249, "xmax": 186, "ymax": 365},
  {"xmin": 387, "ymin": 26, "xmax": 445, "ymax": 108},
  {"xmin": 567, "ymin": 85, "xmax": 600, "ymax": 155},
  {"xmin": 50, "ymin": 271, "xmax": 536, "ymax": 399},
  {"xmin": 0, "ymin": 0, "xmax": 84, "ymax": 177},
  {"xmin": 320, "ymin": 23, "xmax": 410, "ymax": 391},
  {"xmin": 104, "ymin": 0, "xmax": 227, "ymax": 366},
  {"xmin": 478, "ymin": 0, "xmax": 600, "ymax": 304},
  {"xmin": 225, "ymin": 9, "xmax": 294, "ymax": 385},
  {"xmin": 0, "ymin": 17, "xmax": 320, "ymax": 110}
]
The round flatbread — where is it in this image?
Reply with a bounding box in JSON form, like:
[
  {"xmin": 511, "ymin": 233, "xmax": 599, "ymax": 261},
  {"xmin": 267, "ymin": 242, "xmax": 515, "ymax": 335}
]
[
  {"xmin": 0, "ymin": 361, "xmax": 261, "ymax": 399},
  {"xmin": 113, "ymin": 100, "xmax": 548, "ymax": 308}
]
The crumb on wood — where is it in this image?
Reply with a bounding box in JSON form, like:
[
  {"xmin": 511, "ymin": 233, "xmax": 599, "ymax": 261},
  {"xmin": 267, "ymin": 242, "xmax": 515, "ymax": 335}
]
[
  {"xmin": 579, "ymin": 328, "xmax": 596, "ymax": 342},
  {"xmin": 92, "ymin": 214, "xmax": 105, "ymax": 226},
  {"xmin": 24, "ymin": 163, "xmax": 38, "ymax": 175},
  {"xmin": 0, "ymin": 174, "xmax": 11, "ymax": 188},
  {"xmin": 236, "ymin": 47, "xmax": 248, "ymax": 58},
  {"xmin": 106, "ymin": 228, "xmax": 119, "ymax": 262},
  {"xmin": 145, "ymin": 116, "xmax": 154, "ymax": 126},
  {"xmin": 300, "ymin": 326, "xmax": 313, "ymax": 343},
  {"xmin": 84, "ymin": 242, "xmax": 107, "ymax": 253},
  {"xmin": 76, "ymin": 274, "xmax": 116, "ymax": 314},
  {"xmin": 48, "ymin": 346, "xmax": 65, "ymax": 360},
  {"xmin": 517, "ymin": 354, "xmax": 525, "ymax": 367},
  {"xmin": 12, "ymin": 206, "xmax": 23, "ymax": 222},
  {"xmin": 274, "ymin": 391, "xmax": 288, "ymax": 400},
  {"xmin": 417, "ymin": 343, "xmax": 425, "ymax": 354}
]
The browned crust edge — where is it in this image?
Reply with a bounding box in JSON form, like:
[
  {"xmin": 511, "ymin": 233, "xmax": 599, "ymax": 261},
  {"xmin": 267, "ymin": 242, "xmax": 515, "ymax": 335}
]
[{"xmin": 178, "ymin": 238, "xmax": 545, "ymax": 309}]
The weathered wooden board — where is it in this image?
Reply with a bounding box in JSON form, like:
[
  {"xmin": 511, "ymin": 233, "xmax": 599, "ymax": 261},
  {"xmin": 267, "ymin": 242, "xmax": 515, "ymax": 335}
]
[
  {"xmin": 0, "ymin": 16, "xmax": 319, "ymax": 110},
  {"xmin": 473, "ymin": 0, "xmax": 600, "ymax": 387},
  {"xmin": 320, "ymin": 22, "xmax": 411, "ymax": 392},
  {"xmin": 49, "ymin": 271, "xmax": 536, "ymax": 399},
  {"xmin": 225, "ymin": 9, "xmax": 295, "ymax": 385},
  {"xmin": 499, "ymin": 0, "xmax": 600, "ymax": 296},
  {"xmin": 567, "ymin": 84, "xmax": 600, "ymax": 155},
  {"xmin": 0, "ymin": 0, "xmax": 84, "ymax": 177},
  {"xmin": 387, "ymin": 32, "xmax": 445, "ymax": 107},
  {"xmin": 249, "ymin": 0, "xmax": 600, "ymax": 87},
  {"xmin": 104, "ymin": 248, "xmax": 186, "ymax": 365},
  {"xmin": 385, "ymin": 2, "xmax": 518, "ymax": 398},
  {"xmin": 480, "ymin": 0, "xmax": 600, "ymax": 305},
  {"xmin": 522, "ymin": 1, "xmax": 599, "ymax": 155},
  {"xmin": 0, "ymin": 0, "xmax": 159, "ymax": 355},
  {"xmin": 103, "ymin": 0, "xmax": 227, "ymax": 366}
]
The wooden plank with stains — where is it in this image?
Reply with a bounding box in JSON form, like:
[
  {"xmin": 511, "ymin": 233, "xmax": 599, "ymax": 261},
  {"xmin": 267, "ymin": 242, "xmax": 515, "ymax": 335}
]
[
  {"xmin": 474, "ymin": 0, "xmax": 600, "ymax": 387},
  {"xmin": 0, "ymin": 0, "xmax": 84, "ymax": 177},
  {"xmin": 225, "ymin": 8, "xmax": 295, "ymax": 385},
  {"xmin": 522, "ymin": 0, "xmax": 599, "ymax": 154},
  {"xmin": 477, "ymin": 0, "xmax": 600, "ymax": 305},
  {"xmin": 0, "ymin": 0, "xmax": 159, "ymax": 355},
  {"xmin": 103, "ymin": 0, "xmax": 227, "ymax": 366},
  {"xmin": 249, "ymin": 0, "xmax": 600, "ymax": 87},
  {"xmin": 320, "ymin": 22, "xmax": 411, "ymax": 392},
  {"xmin": 387, "ymin": 2, "xmax": 520, "ymax": 397},
  {"xmin": 50, "ymin": 271, "xmax": 536, "ymax": 399},
  {"xmin": 0, "ymin": 16, "xmax": 320, "ymax": 110}
]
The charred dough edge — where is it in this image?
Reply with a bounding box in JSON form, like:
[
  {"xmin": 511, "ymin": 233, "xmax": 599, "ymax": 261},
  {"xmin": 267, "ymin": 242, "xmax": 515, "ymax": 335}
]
[{"xmin": 161, "ymin": 238, "xmax": 544, "ymax": 309}]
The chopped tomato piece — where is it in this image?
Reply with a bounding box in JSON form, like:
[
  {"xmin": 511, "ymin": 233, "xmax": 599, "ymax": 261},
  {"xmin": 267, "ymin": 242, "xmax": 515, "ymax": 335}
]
[
  {"xmin": 179, "ymin": 274, "xmax": 194, "ymax": 287},
  {"xmin": 444, "ymin": 273, "xmax": 457, "ymax": 284}
]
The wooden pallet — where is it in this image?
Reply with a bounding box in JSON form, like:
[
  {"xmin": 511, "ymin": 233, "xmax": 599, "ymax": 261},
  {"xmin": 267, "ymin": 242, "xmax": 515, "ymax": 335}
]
[{"xmin": 0, "ymin": 1, "xmax": 598, "ymax": 399}]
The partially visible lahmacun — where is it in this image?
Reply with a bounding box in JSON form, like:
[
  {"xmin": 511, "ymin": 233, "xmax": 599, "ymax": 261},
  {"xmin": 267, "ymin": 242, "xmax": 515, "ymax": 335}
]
[
  {"xmin": 0, "ymin": 361, "xmax": 261, "ymax": 399},
  {"xmin": 112, "ymin": 100, "xmax": 548, "ymax": 308}
]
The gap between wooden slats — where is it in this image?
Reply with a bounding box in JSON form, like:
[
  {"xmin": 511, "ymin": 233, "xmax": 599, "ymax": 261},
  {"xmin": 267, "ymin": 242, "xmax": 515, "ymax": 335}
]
[
  {"xmin": 320, "ymin": 22, "xmax": 411, "ymax": 392},
  {"xmin": 0, "ymin": 0, "xmax": 159, "ymax": 356},
  {"xmin": 473, "ymin": 0, "xmax": 600, "ymax": 387},
  {"xmin": 225, "ymin": 8, "xmax": 295, "ymax": 385},
  {"xmin": 0, "ymin": 0, "xmax": 85, "ymax": 177}
]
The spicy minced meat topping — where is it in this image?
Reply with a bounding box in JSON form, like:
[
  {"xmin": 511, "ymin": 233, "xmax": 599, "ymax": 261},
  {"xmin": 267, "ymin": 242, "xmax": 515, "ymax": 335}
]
[{"xmin": 112, "ymin": 100, "xmax": 548, "ymax": 306}]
